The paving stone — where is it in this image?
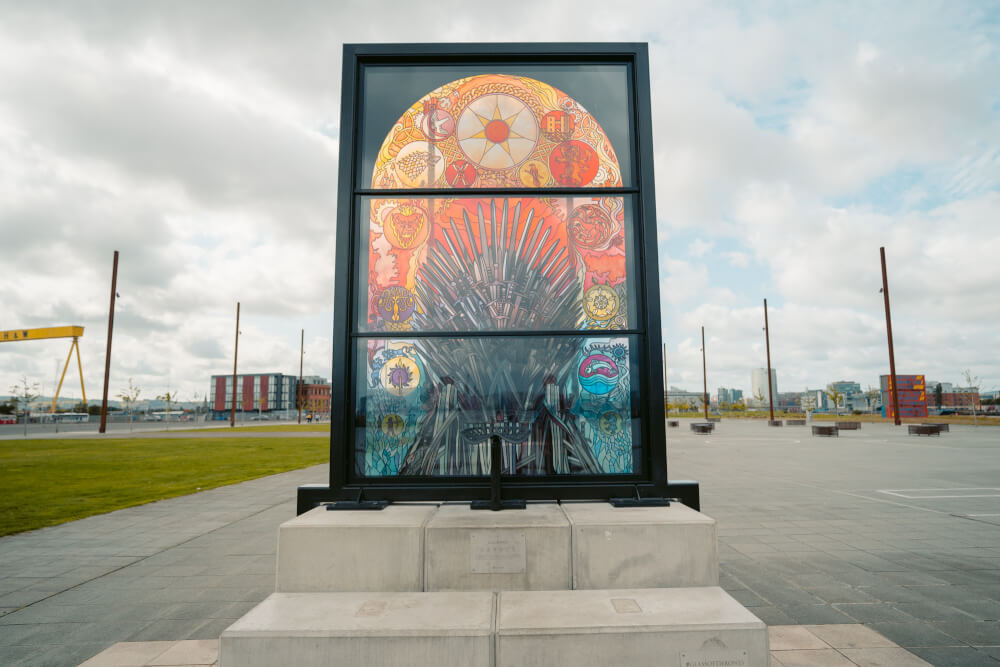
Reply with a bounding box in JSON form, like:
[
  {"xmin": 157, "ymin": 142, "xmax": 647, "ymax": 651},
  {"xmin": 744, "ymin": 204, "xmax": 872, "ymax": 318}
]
[
  {"xmin": 802, "ymin": 624, "xmax": 895, "ymax": 649},
  {"xmin": 770, "ymin": 648, "xmax": 856, "ymax": 666},
  {"xmin": 908, "ymin": 645, "xmax": 1000, "ymax": 667},
  {"xmin": 767, "ymin": 625, "xmax": 829, "ymax": 650},
  {"xmin": 837, "ymin": 646, "xmax": 932, "ymax": 666},
  {"xmin": 866, "ymin": 620, "xmax": 964, "ymax": 648}
]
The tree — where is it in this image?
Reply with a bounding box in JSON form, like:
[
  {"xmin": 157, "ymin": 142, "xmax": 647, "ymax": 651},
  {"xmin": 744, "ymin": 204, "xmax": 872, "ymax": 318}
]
[
  {"xmin": 753, "ymin": 388, "xmax": 765, "ymax": 409},
  {"xmin": 934, "ymin": 382, "xmax": 943, "ymax": 409},
  {"xmin": 800, "ymin": 390, "xmax": 817, "ymax": 414},
  {"xmin": 824, "ymin": 385, "xmax": 844, "ymax": 416},
  {"xmin": 865, "ymin": 385, "xmax": 880, "ymax": 414},
  {"xmin": 118, "ymin": 379, "xmax": 141, "ymax": 432},
  {"xmin": 962, "ymin": 369, "xmax": 981, "ymax": 426},
  {"xmin": 10, "ymin": 375, "xmax": 40, "ymax": 437},
  {"xmin": 156, "ymin": 391, "xmax": 178, "ymax": 429}
]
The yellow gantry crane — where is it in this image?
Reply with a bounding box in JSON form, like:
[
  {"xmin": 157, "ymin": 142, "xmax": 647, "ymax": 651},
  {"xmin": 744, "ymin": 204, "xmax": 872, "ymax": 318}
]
[{"xmin": 1, "ymin": 326, "xmax": 86, "ymax": 413}]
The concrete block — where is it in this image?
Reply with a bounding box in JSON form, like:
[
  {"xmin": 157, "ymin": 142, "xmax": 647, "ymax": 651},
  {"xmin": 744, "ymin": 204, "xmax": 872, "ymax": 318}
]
[
  {"xmin": 276, "ymin": 504, "xmax": 438, "ymax": 592},
  {"xmin": 562, "ymin": 502, "xmax": 718, "ymax": 589},
  {"xmin": 424, "ymin": 503, "xmax": 570, "ymax": 591},
  {"xmin": 219, "ymin": 591, "xmax": 493, "ymax": 667},
  {"xmin": 497, "ymin": 587, "xmax": 769, "ymax": 667}
]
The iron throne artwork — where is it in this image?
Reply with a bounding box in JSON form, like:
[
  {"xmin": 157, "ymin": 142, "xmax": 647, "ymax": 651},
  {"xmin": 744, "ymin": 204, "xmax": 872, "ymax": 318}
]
[
  {"xmin": 358, "ymin": 73, "xmax": 636, "ymax": 479},
  {"xmin": 361, "ymin": 198, "xmax": 635, "ymax": 478}
]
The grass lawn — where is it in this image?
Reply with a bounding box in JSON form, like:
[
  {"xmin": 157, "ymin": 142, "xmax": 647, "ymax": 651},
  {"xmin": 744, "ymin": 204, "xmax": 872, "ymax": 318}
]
[
  {"xmin": 0, "ymin": 435, "xmax": 329, "ymax": 537},
  {"xmin": 185, "ymin": 423, "xmax": 331, "ymax": 433}
]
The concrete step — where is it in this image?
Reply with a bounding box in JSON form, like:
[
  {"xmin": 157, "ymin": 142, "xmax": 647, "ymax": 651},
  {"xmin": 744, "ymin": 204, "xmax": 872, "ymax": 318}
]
[
  {"xmin": 276, "ymin": 502, "xmax": 718, "ymax": 593},
  {"xmin": 220, "ymin": 587, "xmax": 768, "ymax": 667},
  {"xmin": 219, "ymin": 591, "xmax": 494, "ymax": 667}
]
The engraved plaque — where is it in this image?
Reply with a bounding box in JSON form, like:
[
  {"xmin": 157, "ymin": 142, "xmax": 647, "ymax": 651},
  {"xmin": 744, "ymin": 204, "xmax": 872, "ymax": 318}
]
[
  {"xmin": 611, "ymin": 598, "xmax": 641, "ymax": 613},
  {"xmin": 469, "ymin": 531, "xmax": 526, "ymax": 574},
  {"xmin": 354, "ymin": 600, "xmax": 388, "ymax": 617},
  {"xmin": 680, "ymin": 650, "xmax": 748, "ymax": 667}
]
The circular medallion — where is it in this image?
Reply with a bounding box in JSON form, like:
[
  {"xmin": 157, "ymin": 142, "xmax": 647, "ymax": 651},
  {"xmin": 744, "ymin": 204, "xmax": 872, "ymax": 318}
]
[
  {"xmin": 583, "ymin": 284, "xmax": 619, "ymax": 321},
  {"xmin": 518, "ymin": 160, "xmax": 550, "ymax": 187},
  {"xmin": 456, "ymin": 93, "xmax": 539, "ymax": 170},
  {"xmin": 598, "ymin": 411, "xmax": 624, "ymax": 436},
  {"xmin": 421, "ymin": 107, "xmax": 455, "ymax": 141},
  {"xmin": 568, "ymin": 204, "xmax": 614, "ymax": 249},
  {"xmin": 379, "ymin": 355, "xmax": 421, "ymax": 397},
  {"xmin": 394, "ymin": 141, "xmax": 446, "ymax": 188},
  {"xmin": 541, "ymin": 110, "xmax": 575, "ymax": 142},
  {"xmin": 549, "ymin": 140, "xmax": 599, "ymax": 186},
  {"xmin": 380, "ymin": 413, "xmax": 406, "ymax": 437},
  {"xmin": 578, "ymin": 353, "xmax": 619, "ymax": 395},
  {"xmin": 376, "ymin": 286, "xmax": 416, "ymax": 324},
  {"xmin": 445, "ymin": 159, "xmax": 477, "ymax": 188},
  {"xmin": 382, "ymin": 203, "xmax": 430, "ymax": 249}
]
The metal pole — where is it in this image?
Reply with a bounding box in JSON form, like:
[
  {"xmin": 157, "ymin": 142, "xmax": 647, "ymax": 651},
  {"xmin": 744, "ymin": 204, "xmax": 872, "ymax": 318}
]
[
  {"xmin": 880, "ymin": 248, "xmax": 901, "ymax": 425},
  {"xmin": 99, "ymin": 250, "xmax": 119, "ymax": 434},
  {"xmin": 298, "ymin": 329, "xmax": 304, "ymax": 425},
  {"xmin": 701, "ymin": 326, "xmax": 709, "ymax": 420},
  {"xmin": 764, "ymin": 298, "xmax": 775, "ymax": 422},
  {"xmin": 231, "ymin": 302, "xmax": 240, "ymax": 428}
]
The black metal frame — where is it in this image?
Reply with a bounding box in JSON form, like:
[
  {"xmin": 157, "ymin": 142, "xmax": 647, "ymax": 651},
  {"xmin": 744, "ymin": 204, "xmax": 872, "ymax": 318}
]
[{"xmin": 301, "ymin": 42, "xmax": 688, "ymax": 511}]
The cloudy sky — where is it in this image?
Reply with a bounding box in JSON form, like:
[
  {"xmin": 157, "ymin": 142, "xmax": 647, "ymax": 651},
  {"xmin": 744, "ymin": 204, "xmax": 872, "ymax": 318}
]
[{"xmin": 1, "ymin": 1, "xmax": 997, "ymax": 405}]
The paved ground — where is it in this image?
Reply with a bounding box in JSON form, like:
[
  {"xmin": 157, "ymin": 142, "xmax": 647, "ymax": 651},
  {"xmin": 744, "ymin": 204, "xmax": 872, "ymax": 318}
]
[{"xmin": 0, "ymin": 419, "xmax": 997, "ymax": 666}]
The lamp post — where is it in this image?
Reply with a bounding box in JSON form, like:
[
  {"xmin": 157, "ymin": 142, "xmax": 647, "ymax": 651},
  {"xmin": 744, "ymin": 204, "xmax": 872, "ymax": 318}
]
[
  {"xmin": 879, "ymin": 248, "xmax": 901, "ymax": 426},
  {"xmin": 701, "ymin": 326, "xmax": 709, "ymax": 421},
  {"xmin": 99, "ymin": 250, "xmax": 119, "ymax": 433},
  {"xmin": 231, "ymin": 302, "xmax": 240, "ymax": 428},
  {"xmin": 764, "ymin": 298, "xmax": 775, "ymax": 423},
  {"xmin": 298, "ymin": 329, "xmax": 304, "ymax": 425}
]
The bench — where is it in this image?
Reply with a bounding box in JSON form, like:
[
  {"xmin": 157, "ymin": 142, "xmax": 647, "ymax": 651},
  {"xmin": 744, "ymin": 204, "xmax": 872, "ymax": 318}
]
[
  {"xmin": 785, "ymin": 419, "xmax": 806, "ymax": 426},
  {"xmin": 835, "ymin": 421, "xmax": 861, "ymax": 430},
  {"xmin": 690, "ymin": 422, "xmax": 714, "ymax": 434},
  {"xmin": 909, "ymin": 424, "xmax": 941, "ymax": 436},
  {"xmin": 666, "ymin": 420, "xmax": 679, "ymax": 427},
  {"xmin": 812, "ymin": 425, "xmax": 838, "ymax": 437},
  {"xmin": 924, "ymin": 422, "xmax": 949, "ymax": 432},
  {"xmin": 768, "ymin": 419, "xmax": 783, "ymax": 427}
]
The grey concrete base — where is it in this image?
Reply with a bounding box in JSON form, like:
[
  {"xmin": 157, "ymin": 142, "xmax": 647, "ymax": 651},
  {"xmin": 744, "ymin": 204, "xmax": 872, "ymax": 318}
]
[
  {"xmin": 220, "ymin": 587, "xmax": 766, "ymax": 667},
  {"xmin": 424, "ymin": 503, "xmax": 571, "ymax": 591},
  {"xmin": 498, "ymin": 587, "xmax": 769, "ymax": 667},
  {"xmin": 219, "ymin": 591, "xmax": 494, "ymax": 667},
  {"xmin": 562, "ymin": 502, "xmax": 718, "ymax": 589},
  {"xmin": 276, "ymin": 503, "xmax": 438, "ymax": 592}
]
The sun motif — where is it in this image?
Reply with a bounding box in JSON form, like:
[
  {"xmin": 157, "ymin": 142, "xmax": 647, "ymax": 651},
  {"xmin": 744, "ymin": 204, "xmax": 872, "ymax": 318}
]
[{"xmin": 456, "ymin": 94, "xmax": 539, "ymax": 170}]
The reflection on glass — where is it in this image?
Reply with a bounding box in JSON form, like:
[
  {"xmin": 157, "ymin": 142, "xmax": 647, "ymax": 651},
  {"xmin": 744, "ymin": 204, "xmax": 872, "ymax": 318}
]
[
  {"xmin": 370, "ymin": 74, "xmax": 623, "ymax": 190},
  {"xmin": 356, "ymin": 336, "xmax": 639, "ymax": 477},
  {"xmin": 359, "ymin": 196, "xmax": 635, "ymax": 332}
]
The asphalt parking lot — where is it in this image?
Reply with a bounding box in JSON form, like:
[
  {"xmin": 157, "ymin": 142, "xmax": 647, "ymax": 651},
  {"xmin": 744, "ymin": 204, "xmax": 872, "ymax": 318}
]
[{"xmin": 0, "ymin": 419, "xmax": 997, "ymax": 666}]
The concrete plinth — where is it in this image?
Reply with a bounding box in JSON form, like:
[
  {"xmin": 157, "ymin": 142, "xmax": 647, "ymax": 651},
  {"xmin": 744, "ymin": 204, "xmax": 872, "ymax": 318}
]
[
  {"xmin": 562, "ymin": 502, "xmax": 718, "ymax": 589},
  {"xmin": 276, "ymin": 504, "xmax": 438, "ymax": 592},
  {"xmin": 424, "ymin": 503, "xmax": 570, "ymax": 591},
  {"xmin": 219, "ymin": 591, "xmax": 493, "ymax": 667},
  {"xmin": 497, "ymin": 587, "xmax": 768, "ymax": 667}
]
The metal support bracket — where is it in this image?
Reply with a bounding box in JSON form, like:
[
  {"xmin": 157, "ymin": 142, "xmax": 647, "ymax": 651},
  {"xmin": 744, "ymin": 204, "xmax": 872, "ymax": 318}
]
[
  {"xmin": 470, "ymin": 434, "xmax": 526, "ymax": 511},
  {"xmin": 609, "ymin": 485, "xmax": 670, "ymax": 508},
  {"xmin": 326, "ymin": 487, "xmax": 389, "ymax": 511}
]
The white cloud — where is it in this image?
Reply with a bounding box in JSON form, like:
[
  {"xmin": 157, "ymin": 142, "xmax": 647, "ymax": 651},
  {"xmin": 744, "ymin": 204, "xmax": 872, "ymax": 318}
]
[{"xmin": 0, "ymin": 1, "xmax": 997, "ymax": 402}]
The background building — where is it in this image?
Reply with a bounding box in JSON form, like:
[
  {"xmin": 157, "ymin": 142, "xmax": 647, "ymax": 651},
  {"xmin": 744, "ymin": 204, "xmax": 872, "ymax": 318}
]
[
  {"xmin": 210, "ymin": 373, "xmax": 299, "ymax": 420},
  {"xmin": 751, "ymin": 368, "xmax": 778, "ymax": 404},
  {"xmin": 880, "ymin": 374, "xmax": 928, "ymax": 419},
  {"xmin": 298, "ymin": 376, "xmax": 331, "ymax": 418}
]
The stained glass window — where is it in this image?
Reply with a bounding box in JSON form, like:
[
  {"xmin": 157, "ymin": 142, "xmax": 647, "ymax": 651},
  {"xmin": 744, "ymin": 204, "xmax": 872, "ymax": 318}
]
[
  {"xmin": 349, "ymin": 69, "xmax": 642, "ymax": 479},
  {"xmin": 325, "ymin": 45, "xmax": 669, "ymax": 504},
  {"xmin": 356, "ymin": 195, "xmax": 637, "ymax": 333},
  {"xmin": 356, "ymin": 336, "xmax": 640, "ymax": 477}
]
